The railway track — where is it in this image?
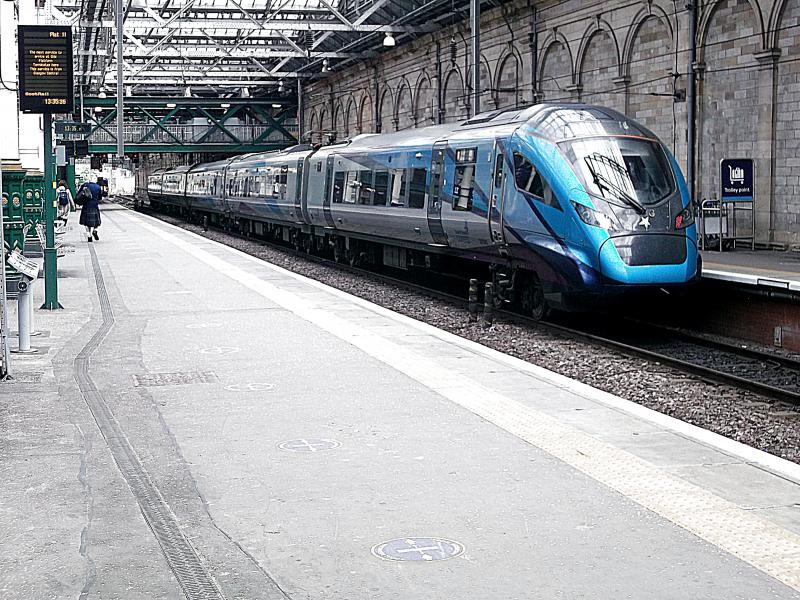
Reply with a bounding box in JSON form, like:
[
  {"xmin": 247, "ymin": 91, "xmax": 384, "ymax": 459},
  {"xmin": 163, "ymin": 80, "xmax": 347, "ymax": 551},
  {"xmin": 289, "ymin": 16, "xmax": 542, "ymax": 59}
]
[{"xmin": 121, "ymin": 196, "xmax": 800, "ymax": 405}]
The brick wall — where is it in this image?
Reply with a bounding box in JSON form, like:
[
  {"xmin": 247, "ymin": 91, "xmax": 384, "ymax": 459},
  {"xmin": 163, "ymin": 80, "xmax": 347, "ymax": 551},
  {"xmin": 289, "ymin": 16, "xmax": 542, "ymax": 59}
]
[{"xmin": 305, "ymin": 0, "xmax": 800, "ymax": 245}]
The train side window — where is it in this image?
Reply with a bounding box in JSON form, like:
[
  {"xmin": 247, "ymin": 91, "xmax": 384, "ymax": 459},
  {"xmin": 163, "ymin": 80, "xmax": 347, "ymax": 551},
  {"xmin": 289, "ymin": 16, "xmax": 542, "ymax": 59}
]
[
  {"xmin": 358, "ymin": 171, "xmax": 374, "ymax": 205},
  {"xmin": 493, "ymin": 153, "xmax": 504, "ymax": 188},
  {"xmin": 333, "ymin": 171, "xmax": 345, "ymax": 203},
  {"xmin": 390, "ymin": 169, "xmax": 406, "ymax": 207},
  {"xmin": 373, "ymin": 171, "xmax": 389, "ymax": 206},
  {"xmin": 408, "ymin": 168, "xmax": 427, "ymax": 209},
  {"xmin": 345, "ymin": 171, "xmax": 358, "ymax": 203},
  {"xmin": 513, "ymin": 152, "xmax": 561, "ymax": 211},
  {"xmin": 453, "ymin": 147, "xmax": 476, "ymax": 211}
]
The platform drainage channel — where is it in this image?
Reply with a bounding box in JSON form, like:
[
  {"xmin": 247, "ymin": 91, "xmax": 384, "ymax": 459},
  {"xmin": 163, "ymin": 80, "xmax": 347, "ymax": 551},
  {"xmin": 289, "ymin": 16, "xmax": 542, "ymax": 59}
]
[
  {"xmin": 133, "ymin": 371, "xmax": 219, "ymax": 387},
  {"xmin": 77, "ymin": 245, "xmax": 224, "ymax": 600},
  {"xmin": 372, "ymin": 537, "xmax": 464, "ymax": 562}
]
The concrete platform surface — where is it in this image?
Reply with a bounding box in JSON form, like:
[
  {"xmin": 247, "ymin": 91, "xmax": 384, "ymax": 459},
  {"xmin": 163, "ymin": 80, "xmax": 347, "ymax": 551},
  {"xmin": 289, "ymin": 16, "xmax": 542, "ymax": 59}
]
[
  {"xmin": 702, "ymin": 249, "xmax": 800, "ymax": 291},
  {"xmin": 2, "ymin": 206, "xmax": 800, "ymax": 599}
]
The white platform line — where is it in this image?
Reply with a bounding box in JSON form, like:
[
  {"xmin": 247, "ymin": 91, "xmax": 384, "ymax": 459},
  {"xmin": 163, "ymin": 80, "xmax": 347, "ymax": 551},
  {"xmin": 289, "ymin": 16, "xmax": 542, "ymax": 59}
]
[{"xmin": 125, "ymin": 210, "xmax": 800, "ymax": 591}]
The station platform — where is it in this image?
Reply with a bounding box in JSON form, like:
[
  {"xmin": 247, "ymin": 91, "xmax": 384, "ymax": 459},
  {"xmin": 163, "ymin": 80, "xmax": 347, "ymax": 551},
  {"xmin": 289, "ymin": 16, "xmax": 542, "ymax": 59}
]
[
  {"xmin": 3, "ymin": 206, "xmax": 800, "ymax": 599},
  {"xmin": 702, "ymin": 249, "xmax": 800, "ymax": 292}
]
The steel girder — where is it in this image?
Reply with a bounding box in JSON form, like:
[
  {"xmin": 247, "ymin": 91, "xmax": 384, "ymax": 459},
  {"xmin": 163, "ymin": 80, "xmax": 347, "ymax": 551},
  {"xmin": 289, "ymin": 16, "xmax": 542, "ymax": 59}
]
[
  {"xmin": 77, "ymin": 96, "xmax": 298, "ymax": 154},
  {"xmin": 56, "ymin": 0, "xmax": 501, "ymax": 99}
]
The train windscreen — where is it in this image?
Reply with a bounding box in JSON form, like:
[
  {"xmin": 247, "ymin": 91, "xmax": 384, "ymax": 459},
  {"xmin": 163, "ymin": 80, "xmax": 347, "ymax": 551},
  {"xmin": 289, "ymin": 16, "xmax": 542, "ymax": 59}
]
[{"xmin": 560, "ymin": 137, "xmax": 676, "ymax": 209}]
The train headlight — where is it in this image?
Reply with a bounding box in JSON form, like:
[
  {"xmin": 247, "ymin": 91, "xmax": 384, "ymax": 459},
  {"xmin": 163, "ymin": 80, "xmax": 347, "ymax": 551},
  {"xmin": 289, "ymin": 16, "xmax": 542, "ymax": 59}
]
[
  {"xmin": 571, "ymin": 201, "xmax": 618, "ymax": 231},
  {"xmin": 674, "ymin": 205, "xmax": 695, "ymax": 230}
]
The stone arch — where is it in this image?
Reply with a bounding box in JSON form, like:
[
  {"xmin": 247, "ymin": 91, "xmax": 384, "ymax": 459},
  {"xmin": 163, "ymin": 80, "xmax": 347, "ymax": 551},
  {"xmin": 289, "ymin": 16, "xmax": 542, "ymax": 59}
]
[
  {"xmin": 495, "ymin": 50, "xmax": 522, "ymax": 109},
  {"xmin": 626, "ymin": 14, "xmax": 677, "ymax": 154},
  {"xmin": 394, "ymin": 79, "xmax": 414, "ymax": 130},
  {"xmin": 332, "ymin": 101, "xmax": 343, "ymax": 139},
  {"xmin": 773, "ymin": 0, "xmax": 800, "ymax": 241},
  {"xmin": 307, "ymin": 111, "xmax": 317, "ymax": 142},
  {"xmin": 479, "ymin": 54, "xmax": 493, "ymax": 110},
  {"xmin": 577, "ymin": 26, "xmax": 622, "ymax": 110},
  {"xmin": 318, "ymin": 108, "xmax": 328, "ymax": 136},
  {"xmin": 576, "ymin": 19, "xmax": 621, "ymax": 79},
  {"xmin": 443, "ymin": 68, "xmax": 468, "ymax": 122},
  {"xmin": 414, "ymin": 73, "xmax": 436, "ymax": 126},
  {"xmin": 344, "ymin": 96, "xmax": 357, "ymax": 137},
  {"xmin": 698, "ymin": 0, "xmax": 762, "ymax": 216},
  {"xmin": 358, "ymin": 92, "xmax": 373, "ymax": 134},
  {"xmin": 699, "ymin": 0, "xmax": 766, "ymax": 54},
  {"xmin": 538, "ymin": 35, "xmax": 573, "ymax": 101},
  {"xmin": 378, "ymin": 87, "xmax": 394, "ymax": 133},
  {"xmin": 622, "ymin": 4, "xmax": 675, "ymax": 74},
  {"xmin": 769, "ymin": 0, "xmax": 796, "ymax": 47}
]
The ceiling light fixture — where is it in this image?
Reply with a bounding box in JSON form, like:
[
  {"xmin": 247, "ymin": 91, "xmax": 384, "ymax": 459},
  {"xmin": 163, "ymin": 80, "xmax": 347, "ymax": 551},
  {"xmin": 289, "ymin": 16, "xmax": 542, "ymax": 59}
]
[
  {"xmin": 166, "ymin": 102, "xmax": 176, "ymax": 108},
  {"xmin": 272, "ymin": 103, "xmax": 282, "ymax": 108},
  {"xmin": 383, "ymin": 32, "xmax": 396, "ymax": 47},
  {"xmin": 98, "ymin": 91, "xmax": 107, "ymax": 99},
  {"xmin": 221, "ymin": 102, "xmax": 230, "ymax": 108}
]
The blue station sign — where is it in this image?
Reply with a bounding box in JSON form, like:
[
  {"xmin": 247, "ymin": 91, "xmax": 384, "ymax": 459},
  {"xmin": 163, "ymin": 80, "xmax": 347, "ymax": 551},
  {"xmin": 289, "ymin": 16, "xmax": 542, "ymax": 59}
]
[{"xmin": 720, "ymin": 158, "xmax": 754, "ymax": 202}]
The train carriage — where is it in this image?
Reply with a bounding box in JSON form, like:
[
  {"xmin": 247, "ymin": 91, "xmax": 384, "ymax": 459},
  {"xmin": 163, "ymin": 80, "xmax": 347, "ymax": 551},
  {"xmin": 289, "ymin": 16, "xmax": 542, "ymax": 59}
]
[{"xmin": 149, "ymin": 103, "xmax": 699, "ymax": 317}]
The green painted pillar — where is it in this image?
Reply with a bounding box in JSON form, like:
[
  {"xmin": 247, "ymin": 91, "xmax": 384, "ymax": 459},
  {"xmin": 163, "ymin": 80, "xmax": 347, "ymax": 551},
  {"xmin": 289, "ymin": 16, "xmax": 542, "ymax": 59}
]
[
  {"xmin": 42, "ymin": 113, "xmax": 61, "ymax": 310},
  {"xmin": 65, "ymin": 161, "xmax": 76, "ymax": 201}
]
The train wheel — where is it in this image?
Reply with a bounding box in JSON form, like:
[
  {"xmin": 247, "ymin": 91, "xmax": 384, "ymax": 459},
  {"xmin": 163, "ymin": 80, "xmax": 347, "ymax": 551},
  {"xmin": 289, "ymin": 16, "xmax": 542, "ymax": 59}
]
[{"xmin": 521, "ymin": 275, "xmax": 550, "ymax": 321}]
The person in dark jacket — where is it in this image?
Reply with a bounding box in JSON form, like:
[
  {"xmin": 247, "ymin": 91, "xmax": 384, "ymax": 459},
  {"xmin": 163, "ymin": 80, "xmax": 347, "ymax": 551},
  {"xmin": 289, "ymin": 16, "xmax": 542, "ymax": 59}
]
[{"xmin": 77, "ymin": 179, "xmax": 102, "ymax": 242}]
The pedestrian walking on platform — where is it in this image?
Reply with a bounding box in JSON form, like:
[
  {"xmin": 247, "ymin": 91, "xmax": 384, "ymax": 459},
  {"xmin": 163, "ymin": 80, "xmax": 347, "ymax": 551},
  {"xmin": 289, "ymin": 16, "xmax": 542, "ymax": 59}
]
[
  {"xmin": 56, "ymin": 180, "xmax": 75, "ymax": 224},
  {"xmin": 76, "ymin": 178, "xmax": 102, "ymax": 242}
]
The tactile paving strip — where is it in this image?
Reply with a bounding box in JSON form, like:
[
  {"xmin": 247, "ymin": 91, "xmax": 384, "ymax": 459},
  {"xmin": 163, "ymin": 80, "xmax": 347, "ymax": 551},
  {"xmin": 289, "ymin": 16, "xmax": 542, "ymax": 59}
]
[{"xmin": 77, "ymin": 244, "xmax": 224, "ymax": 600}]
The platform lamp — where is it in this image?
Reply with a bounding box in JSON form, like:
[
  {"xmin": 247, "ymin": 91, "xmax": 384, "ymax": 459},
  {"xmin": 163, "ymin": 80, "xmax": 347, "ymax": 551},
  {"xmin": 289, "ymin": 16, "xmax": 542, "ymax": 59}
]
[{"xmin": 383, "ymin": 32, "xmax": 396, "ymax": 47}]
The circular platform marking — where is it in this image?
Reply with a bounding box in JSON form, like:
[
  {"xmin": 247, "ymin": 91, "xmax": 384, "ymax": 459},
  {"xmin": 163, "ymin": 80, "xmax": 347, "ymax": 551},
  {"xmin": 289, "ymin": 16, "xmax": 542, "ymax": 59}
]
[
  {"xmin": 186, "ymin": 322, "xmax": 223, "ymax": 329},
  {"xmin": 277, "ymin": 438, "xmax": 341, "ymax": 453},
  {"xmin": 372, "ymin": 537, "xmax": 464, "ymax": 562},
  {"xmin": 199, "ymin": 346, "xmax": 240, "ymax": 355},
  {"xmin": 225, "ymin": 383, "xmax": 275, "ymax": 392}
]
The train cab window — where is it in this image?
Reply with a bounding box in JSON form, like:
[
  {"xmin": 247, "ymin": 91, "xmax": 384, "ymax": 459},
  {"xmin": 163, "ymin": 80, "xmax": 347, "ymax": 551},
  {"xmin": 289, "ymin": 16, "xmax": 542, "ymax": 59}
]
[
  {"xmin": 373, "ymin": 171, "xmax": 389, "ymax": 206},
  {"xmin": 453, "ymin": 147, "xmax": 476, "ymax": 211},
  {"xmin": 333, "ymin": 171, "xmax": 345, "ymax": 203},
  {"xmin": 513, "ymin": 152, "xmax": 561, "ymax": 211}
]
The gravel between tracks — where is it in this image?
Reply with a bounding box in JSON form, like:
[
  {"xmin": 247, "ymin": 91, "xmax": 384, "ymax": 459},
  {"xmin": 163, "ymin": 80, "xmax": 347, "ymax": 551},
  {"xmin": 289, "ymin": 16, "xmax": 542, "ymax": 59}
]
[{"xmin": 149, "ymin": 210, "xmax": 800, "ymax": 464}]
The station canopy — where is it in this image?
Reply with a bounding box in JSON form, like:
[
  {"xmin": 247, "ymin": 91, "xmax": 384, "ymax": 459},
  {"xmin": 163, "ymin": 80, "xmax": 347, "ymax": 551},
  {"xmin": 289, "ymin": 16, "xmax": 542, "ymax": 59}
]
[{"xmin": 53, "ymin": 0, "xmax": 493, "ymax": 98}]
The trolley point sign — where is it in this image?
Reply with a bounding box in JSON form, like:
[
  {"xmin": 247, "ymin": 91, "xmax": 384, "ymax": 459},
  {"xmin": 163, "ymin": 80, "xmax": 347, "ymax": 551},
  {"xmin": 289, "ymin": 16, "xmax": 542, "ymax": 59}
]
[
  {"xmin": 17, "ymin": 25, "xmax": 73, "ymax": 114},
  {"xmin": 720, "ymin": 158, "xmax": 754, "ymax": 202}
]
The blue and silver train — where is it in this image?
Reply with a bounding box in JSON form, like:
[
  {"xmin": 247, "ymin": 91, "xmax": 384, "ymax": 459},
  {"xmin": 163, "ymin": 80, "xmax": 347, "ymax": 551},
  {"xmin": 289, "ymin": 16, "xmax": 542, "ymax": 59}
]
[{"xmin": 147, "ymin": 103, "xmax": 700, "ymax": 318}]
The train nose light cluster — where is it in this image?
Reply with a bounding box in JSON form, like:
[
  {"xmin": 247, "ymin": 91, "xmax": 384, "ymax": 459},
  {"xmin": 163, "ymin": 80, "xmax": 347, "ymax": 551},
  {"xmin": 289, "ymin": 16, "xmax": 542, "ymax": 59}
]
[
  {"xmin": 674, "ymin": 206, "xmax": 695, "ymax": 230},
  {"xmin": 571, "ymin": 201, "xmax": 618, "ymax": 232}
]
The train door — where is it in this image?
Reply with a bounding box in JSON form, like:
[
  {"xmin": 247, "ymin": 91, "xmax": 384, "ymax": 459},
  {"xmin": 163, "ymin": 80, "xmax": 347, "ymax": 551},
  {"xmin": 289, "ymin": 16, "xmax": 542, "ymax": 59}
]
[
  {"xmin": 427, "ymin": 141, "xmax": 449, "ymax": 245},
  {"xmin": 295, "ymin": 157, "xmax": 308, "ymax": 222},
  {"xmin": 323, "ymin": 154, "xmax": 336, "ymax": 227},
  {"xmin": 488, "ymin": 144, "xmax": 507, "ymax": 246}
]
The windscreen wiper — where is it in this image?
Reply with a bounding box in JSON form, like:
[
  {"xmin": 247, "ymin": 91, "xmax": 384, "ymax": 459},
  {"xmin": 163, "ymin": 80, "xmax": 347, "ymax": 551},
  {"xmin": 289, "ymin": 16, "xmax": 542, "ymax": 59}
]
[{"xmin": 584, "ymin": 154, "xmax": 646, "ymax": 215}]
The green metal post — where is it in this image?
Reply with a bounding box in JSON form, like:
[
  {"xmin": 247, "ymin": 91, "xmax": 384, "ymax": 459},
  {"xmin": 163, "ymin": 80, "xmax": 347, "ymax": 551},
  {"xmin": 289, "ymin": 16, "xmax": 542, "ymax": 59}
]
[
  {"xmin": 65, "ymin": 161, "xmax": 76, "ymax": 201},
  {"xmin": 42, "ymin": 113, "xmax": 61, "ymax": 310}
]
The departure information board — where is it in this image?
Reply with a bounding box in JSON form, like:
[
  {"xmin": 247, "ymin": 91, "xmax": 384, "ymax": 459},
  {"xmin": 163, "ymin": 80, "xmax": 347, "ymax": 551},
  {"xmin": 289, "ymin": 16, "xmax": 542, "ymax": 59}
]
[{"xmin": 18, "ymin": 25, "xmax": 73, "ymax": 114}]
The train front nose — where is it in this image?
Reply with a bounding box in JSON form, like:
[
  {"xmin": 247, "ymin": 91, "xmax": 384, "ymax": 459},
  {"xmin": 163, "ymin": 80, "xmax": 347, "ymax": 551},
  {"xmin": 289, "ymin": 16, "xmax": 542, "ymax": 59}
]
[{"xmin": 598, "ymin": 233, "xmax": 697, "ymax": 284}]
